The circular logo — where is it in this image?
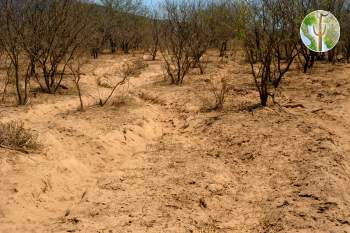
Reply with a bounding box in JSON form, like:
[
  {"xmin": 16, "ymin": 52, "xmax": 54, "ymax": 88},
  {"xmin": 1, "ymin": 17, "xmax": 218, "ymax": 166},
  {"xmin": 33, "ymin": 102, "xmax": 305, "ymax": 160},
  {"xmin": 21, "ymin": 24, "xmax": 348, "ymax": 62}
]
[{"xmin": 300, "ymin": 10, "xmax": 340, "ymax": 52}]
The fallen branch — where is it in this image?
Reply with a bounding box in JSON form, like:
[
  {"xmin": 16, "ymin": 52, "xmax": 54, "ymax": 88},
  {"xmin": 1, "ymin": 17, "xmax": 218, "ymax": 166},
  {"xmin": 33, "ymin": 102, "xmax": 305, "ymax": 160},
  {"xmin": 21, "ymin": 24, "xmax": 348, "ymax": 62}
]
[
  {"xmin": 283, "ymin": 103, "xmax": 305, "ymax": 109},
  {"xmin": 0, "ymin": 145, "xmax": 30, "ymax": 154},
  {"xmin": 99, "ymin": 76, "xmax": 128, "ymax": 106},
  {"xmin": 311, "ymin": 108, "xmax": 323, "ymax": 113}
]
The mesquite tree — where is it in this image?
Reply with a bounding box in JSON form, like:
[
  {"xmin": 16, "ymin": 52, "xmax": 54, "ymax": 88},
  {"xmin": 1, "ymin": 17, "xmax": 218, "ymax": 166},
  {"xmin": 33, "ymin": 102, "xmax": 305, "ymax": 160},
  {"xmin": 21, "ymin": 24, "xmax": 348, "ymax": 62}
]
[
  {"xmin": 244, "ymin": 0, "xmax": 299, "ymax": 106},
  {"xmin": 101, "ymin": 0, "xmax": 147, "ymax": 54},
  {"xmin": 0, "ymin": 0, "xmax": 94, "ymax": 105},
  {"xmin": 160, "ymin": 0, "xmax": 193, "ymax": 85},
  {"xmin": 147, "ymin": 10, "xmax": 161, "ymax": 60},
  {"xmin": 0, "ymin": 0, "xmax": 32, "ymax": 105},
  {"xmin": 188, "ymin": 1, "xmax": 210, "ymax": 74},
  {"xmin": 341, "ymin": 6, "xmax": 350, "ymax": 62},
  {"xmin": 206, "ymin": 0, "xmax": 236, "ymax": 57},
  {"xmin": 30, "ymin": 0, "xmax": 91, "ymax": 94}
]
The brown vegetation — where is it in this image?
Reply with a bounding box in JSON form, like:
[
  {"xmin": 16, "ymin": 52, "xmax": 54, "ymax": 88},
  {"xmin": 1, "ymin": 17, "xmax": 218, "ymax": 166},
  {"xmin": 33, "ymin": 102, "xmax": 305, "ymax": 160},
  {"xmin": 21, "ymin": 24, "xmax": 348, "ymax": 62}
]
[{"xmin": 0, "ymin": 120, "xmax": 39, "ymax": 153}]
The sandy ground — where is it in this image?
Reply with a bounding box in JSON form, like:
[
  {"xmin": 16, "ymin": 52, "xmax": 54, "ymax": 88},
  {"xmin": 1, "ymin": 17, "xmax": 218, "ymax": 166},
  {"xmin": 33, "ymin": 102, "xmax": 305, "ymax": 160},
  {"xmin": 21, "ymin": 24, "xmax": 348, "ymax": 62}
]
[{"xmin": 0, "ymin": 52, "xmax": 350, "ymax": 233}]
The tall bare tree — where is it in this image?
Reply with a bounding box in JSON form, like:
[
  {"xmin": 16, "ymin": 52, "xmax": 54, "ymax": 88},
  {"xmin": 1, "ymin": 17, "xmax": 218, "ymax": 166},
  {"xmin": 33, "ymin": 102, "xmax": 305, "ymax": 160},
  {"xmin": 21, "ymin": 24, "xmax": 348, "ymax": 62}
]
[
  {"xmin": 244, "ymin": 0, "xmax": 299, "ymax": 106},
  {"xmin": 146, "ymin": 10, "xmax": 161, "ymax": 60},
  {"xmin": 160, "ymin": 0, "xmax": 194, "ymax": 85},
  {"xmin": 188, "ymin": 1, "xmax": 211, "ymax": 74},
  {"xmin": 0, "ymin": 0, "xmax": 31, "ymax": 105}
]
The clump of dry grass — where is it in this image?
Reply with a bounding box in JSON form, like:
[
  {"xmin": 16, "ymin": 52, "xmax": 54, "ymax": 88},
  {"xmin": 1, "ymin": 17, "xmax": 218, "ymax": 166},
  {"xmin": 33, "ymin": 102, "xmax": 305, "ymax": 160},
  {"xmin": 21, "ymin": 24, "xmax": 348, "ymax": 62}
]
[
  {"xmin": 138, "ymin": 91, "xmax": 166, "ymax": 105},
  {"xmin": 112, "ymin": 95, "xmax": 136, "ymax": 107},
  {"xmin": 123, "ymin": 58, "xmax": 148, "ymax": 77},
  {"xmin": 0, "ymin": 121, "xmax": 39, "ymax": 153},
  {"xmin": 97, "ymin": 76, "xmax": 113, "ymax": 88},
  {"xmin": 208, "ymin": 76, "xmax": 229, "ymax": 111}
]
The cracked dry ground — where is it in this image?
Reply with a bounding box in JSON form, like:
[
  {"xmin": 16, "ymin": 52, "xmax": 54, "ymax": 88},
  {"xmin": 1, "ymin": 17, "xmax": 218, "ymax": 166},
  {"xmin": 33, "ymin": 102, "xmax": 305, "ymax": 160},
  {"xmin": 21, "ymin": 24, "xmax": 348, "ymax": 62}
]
[{"xmin": 1, "ymin": 54, "xmax": 350, "ymax": 233}]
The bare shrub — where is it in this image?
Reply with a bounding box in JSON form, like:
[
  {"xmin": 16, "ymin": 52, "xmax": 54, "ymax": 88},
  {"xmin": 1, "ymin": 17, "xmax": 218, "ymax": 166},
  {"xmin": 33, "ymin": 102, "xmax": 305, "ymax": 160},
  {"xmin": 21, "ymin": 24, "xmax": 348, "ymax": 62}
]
[
  {"xmin": 97, "ymin": 58, "xmax": 147, "ymax": 90},
  {"xmin": 0, "ymin": 1, "xmax": 31, "ymax": 105},
  {"xmin": 101, "ymin": 0, "xmax": 148, "ymax": 54},
  {"xmin": 188, "ymin": 1, "xmax": 210, "ymax": 74},
  {"xmin": 128, "ymin": 58, "xmax": 148, "ymax": 76},
  {"xmin": 98, "ymin": 67, "xmax": 130, "ymax": 106},
  {"xmin": 146, "ymin": 10, "xmax": 161, "ymax": 60},
  {"xmin": 206, "ymin": 1, "xmax": 238, "ymax": 57},
  {"xmin": 0, "ymin": 0, "xmax": 94, "ymax": 105},
  {"xmin": 68, "ymin": 55, "xmax": 90, "ymax": 112},
  {"xmin": 244, "ymin": 0, "xmax": 299, "ymax": 106},
  {"xmin": 161, "ymin": 55, "xmax": 189, "ymax": 85},
  {"xmin": 160, "ymin": 0, "xmax": 193, "ymax": 85},
  {"xmin": 98, "ymin": 58, "xmax": 147, "ymax": 106},
  {"xmin": 207, "ymin": 76, "xmax": 229, "ymax": 111},
  {"xmin": 20, "ymin": 0, "xmax": 92, "ymax": 94},
  {"xmin": 0, "ymin": 121, "xmax": 39, "ymax": 153}
]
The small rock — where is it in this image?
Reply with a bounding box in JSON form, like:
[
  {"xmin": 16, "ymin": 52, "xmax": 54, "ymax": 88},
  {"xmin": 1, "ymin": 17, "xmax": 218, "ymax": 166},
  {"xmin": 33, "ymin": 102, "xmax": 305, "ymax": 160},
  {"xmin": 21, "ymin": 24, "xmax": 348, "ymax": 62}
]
[
  {"xmin": 64, "ymin": 209, "xmax": 71, "ymax": 217},
  {"xmin": 143, "ymin": 54, "xmax": 153, "ymax": 61},
  {"xmin": 97, "ymin": 77, "xmax": 113, "ymax": 88},
  {"xmin": 206, "ymin": 184, "xmax": 223, "ymax": 193},
  {"xmin": 199, "ymin": 198, "xmax": 207, "ymax": 208},
  {"xmin": 181, "ymin": 122, "xmax": 190, "ymax": 129}
]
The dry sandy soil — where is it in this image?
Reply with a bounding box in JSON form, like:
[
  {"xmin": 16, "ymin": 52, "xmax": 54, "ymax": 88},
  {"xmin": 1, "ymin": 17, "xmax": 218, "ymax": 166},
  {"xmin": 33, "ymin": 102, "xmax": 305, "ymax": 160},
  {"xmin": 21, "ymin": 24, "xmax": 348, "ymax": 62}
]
[{"xmin": 1, "ymin": 52, "xmax": 350, "ymax": 233}]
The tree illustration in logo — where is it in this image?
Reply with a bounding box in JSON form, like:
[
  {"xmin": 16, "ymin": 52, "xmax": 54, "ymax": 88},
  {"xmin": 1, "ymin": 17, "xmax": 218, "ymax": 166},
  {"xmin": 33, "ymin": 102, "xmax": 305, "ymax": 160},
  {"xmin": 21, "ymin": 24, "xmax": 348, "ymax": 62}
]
[{"xmin": 300, "ymin": 10, "xmax": 340, "ymax": 52}]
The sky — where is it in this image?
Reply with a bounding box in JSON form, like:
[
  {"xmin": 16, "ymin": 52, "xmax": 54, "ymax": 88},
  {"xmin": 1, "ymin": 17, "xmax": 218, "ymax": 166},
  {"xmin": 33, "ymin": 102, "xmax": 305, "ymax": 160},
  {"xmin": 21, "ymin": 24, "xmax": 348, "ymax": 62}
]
[
  {"xmin": 144, "ymin": 0, "xmax": 160, "ymax": 8},
  {"xmin": 95, "ymin": 0, "xmax": 161, "ymax": 8}
]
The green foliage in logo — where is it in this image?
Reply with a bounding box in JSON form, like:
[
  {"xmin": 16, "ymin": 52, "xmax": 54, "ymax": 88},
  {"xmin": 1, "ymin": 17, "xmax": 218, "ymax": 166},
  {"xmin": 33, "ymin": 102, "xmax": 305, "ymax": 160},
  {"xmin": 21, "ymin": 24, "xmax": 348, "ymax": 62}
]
[{"xmin": 300, "ymin": 10, "xmax": 340, "ymax": 53}]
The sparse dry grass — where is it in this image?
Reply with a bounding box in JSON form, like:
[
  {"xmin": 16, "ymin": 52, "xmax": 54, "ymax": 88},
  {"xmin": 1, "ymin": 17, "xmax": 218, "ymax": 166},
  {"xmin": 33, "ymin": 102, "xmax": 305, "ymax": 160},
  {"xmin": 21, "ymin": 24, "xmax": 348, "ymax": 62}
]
[
  {"xmin": 123, "ymin": 58, "xmax": 148, "ymax": 77},
  {"xmin": 200, "ymin": 76, "xmax": 229, "ymax": 111},
  {"xmin": 97, "ymin": 58, "xmax": 148, "ymax": 89},
  {"xmin": 97, "ymin": 76, "xmax": 114, "ymax": 88},
  {"xmin": 112, "ymin": 95, "xmax": 136, "ymax": 107},
  {"xmin": 0, "ymin": 121, "xmax": 39, "ymax": 153},
  {"xmin": 138, "ymin": 91, "xmax": 166, "ymax": 105}
]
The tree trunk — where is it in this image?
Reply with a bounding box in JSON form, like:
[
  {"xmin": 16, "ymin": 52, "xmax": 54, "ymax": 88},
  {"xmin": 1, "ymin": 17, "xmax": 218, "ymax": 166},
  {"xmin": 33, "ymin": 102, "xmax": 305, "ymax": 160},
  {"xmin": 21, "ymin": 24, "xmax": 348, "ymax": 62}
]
[
  {"xmin": 219, "ymin": 41, "xmax": 227, "ymax": 57},
  {"xmin": 14, "ymin": 65, "xmax": 23, "ymax": 105},
  {"xmin": 260, "ymin": 91, "xmax": 268, "ymax": 106},
  {"xmin": 75, "ymin": 80, "xmax": 84, "ymax": 111},
  {"xmin": 110, "ymin": 39, "xmax": 116, "ymax": 53}
]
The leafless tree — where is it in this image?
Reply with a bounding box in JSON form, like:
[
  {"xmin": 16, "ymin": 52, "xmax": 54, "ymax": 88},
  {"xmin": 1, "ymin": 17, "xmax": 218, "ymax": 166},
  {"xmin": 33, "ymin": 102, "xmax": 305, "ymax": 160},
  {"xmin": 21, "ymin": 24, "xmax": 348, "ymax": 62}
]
[
  {"xmin": 14, "ymin": 0, "xmax": 93, "ymax": 94},
  {"xmin": 160, "ymin": 0, "xmax": 194, "ymax": 85},
  {"xmin": 244, "ymin": 0, "xmax": 299, "ymax": 106},
  {"xmin": 188, "ymin": 1, "xmax": 210, "ymax": 74},
  {"xmin": 206, "ymin": 0, "xmax": 237, "ymax": 57},
  {"xmin": 68, "ymin": 55, "xmax": 89, "ymax": 111},
  {"xmin": 98, "ymin": 59, "xmax": 146, "ymax": 106},
  {"xmin": 339, "ymin": 2, "xmax": 350, "ymax": 62},
  {"xmin": 98, "ymin": 70, "xmax": 129, "ymax": 106},
  {"xmin": 147, "ymin": 10, "xmax": 161, "ymax": 60},
  {"xmin": 0, "ymin": 0, "xmax": 31, "ymax": 105},
  {"xmin": 101, "ymin": 0, "xmax": 147, "ymax": 54}
]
